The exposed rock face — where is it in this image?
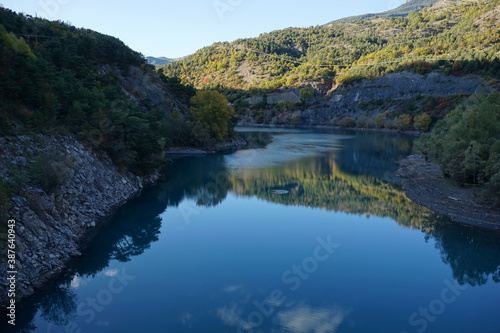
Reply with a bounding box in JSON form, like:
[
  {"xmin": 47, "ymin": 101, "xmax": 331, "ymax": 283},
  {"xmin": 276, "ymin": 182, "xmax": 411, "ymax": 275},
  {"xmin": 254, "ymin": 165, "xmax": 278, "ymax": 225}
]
[
  {"xmin": 0, "ymin": 135, "xmax": 159, "ymax": 306},
  {"xmin": 238, "ymin": 71, "xmax": 490, "ymax": 127},
  {"xmin": 97, "ymin": 65, "xmax": 189, "ymax": 115},
  {"xmin": 245, "ymin": 89, "xmax": 302, "ymax": 105}
]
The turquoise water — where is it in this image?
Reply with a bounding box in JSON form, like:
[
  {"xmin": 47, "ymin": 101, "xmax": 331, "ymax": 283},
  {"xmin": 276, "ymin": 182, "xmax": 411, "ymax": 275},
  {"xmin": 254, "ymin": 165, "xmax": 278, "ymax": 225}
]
[{"xmin": 6, "ymin": 128, "xmax": 500, "ymax": 333}]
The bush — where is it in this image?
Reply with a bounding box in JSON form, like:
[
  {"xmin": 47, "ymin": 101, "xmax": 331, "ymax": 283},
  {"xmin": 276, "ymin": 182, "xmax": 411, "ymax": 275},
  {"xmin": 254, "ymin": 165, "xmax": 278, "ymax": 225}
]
[
  {"xmin": 396, "ymin": 114, "xmax": 412, "ymax": 131},
  {"xmin": 336, "ymin": 73, "xmax": 363, "ymax": 85},
  {"xmin": 291, "ymin": 113, "xmax": 302, "ymax": 127},
  {"xmin": 27, "ymin": 152, "xmax": 71, "ymax": 193},
  {"xmin": 414, "ymin": 113, "xmax": 432, "ymax": 132},
  {"xmin": 299, "ymin": 87, "xmax": 315, "ymax": 101},
  {"xmin": 0, "ymin": 114, "xmax": 11, "ymax": 136},
  {"xmin": 339, "ymin": 117, "xmax": 356, "ymax": 128},
  {"xmin": 375, "ymin": 111, "xmax": 389, "ymax": 129}
]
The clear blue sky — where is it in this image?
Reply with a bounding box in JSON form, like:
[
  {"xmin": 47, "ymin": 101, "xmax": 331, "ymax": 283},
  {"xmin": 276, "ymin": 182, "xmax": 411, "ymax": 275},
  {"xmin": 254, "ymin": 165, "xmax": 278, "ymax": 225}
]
[{"xmin": 2, "ymin": 0, "xmax": 405, "ymax": 58}]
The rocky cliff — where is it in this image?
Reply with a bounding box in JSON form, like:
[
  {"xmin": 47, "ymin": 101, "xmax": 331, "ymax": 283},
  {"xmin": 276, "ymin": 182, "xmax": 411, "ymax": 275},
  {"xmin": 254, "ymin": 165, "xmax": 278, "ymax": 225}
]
[
  {"xmin": 238, "ymin": 71, "xmax": 492, "ymax": 127},
  {"xmin": 0, "ymin": 134, "xmax": 159, "ymax": 306}
]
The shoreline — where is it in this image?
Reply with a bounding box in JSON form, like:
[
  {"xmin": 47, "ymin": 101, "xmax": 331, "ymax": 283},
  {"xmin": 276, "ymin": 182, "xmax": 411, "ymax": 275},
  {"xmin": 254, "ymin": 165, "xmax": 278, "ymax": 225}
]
[
  {"xmin": 236, "ymin": 123, "xmax": 421, "ymax": 136},
  {"xmin": 165, "ymin": 136, "xmax": 247, "ymax": 156},
  {"xmin": 0, "ymin": 136, "xmax": 247, "ymax": 309},
  {"xmin": 396, "ymin": 155, "xmax": 500, "ymax": 231}
]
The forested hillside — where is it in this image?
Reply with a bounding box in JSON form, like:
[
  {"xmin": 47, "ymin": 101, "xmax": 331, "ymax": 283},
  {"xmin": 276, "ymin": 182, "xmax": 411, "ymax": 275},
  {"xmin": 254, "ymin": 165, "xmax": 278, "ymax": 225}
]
[
  {"xmin": 0, "ymin": 8, "xmax": 239, "ymax": 226},
  {"xmin": 0, "ymin": 7, "xmax": 241, "ymax": 168},
  {"xmin": 162, "ymin": 0, "xmax": 499, "ymax": 90},
  {"xmin": 0, "ymin": 7, "xmax": 183, "ymax": 175}
]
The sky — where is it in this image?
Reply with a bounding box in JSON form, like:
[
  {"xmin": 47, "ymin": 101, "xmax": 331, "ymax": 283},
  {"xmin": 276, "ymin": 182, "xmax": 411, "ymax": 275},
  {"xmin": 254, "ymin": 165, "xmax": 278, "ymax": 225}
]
[{"xmin": 1, "ymin": 0, "xmax": 406, "ymax": 58}]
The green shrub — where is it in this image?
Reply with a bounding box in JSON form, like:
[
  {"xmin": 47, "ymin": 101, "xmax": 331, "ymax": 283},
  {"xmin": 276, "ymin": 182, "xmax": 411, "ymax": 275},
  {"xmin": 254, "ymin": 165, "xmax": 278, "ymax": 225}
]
[
  {"xmin": 375, "ymin": 111, "xmax": 389, "ymax": 129},
  {"xmin": 299, "ymin": 87, "xmax": 315, "ymax": 101},
  {"xmin": 27, "ymin": 152, "xmax": 71, "ymax": 193},
  {"xmin": 414, "ymin": 113, "xmax": 432, "ymax": 132},
  {"xmin": 339, "ymin": 117, "xmax": 356, "ymax": 128}
]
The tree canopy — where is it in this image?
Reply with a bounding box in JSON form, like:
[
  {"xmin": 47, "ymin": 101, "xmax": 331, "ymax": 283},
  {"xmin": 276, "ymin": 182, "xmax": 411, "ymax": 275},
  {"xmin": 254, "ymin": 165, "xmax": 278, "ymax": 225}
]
[
  {"xmin": 189, "ymin": 90, "xmax": 235, "ymax": 142},
  {"xmin": 415, "ymin": 92, "xmax": 500, "ymax": 203}
]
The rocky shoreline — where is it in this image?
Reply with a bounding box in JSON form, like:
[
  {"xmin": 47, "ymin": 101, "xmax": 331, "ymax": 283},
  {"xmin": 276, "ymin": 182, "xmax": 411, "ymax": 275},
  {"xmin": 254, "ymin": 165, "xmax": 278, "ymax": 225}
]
[
  {"xmin": 165, "ymin": 136, "xmax": 247, "ymax": 155},
  {"xmin": 0, "ymin": 134, "xmax": 247, "ymax": 308},
  {"xmin": 0, "ymin": 135, "xmax": 160, "ymax": 308},
  {"xmin": 396, "ymin": 155, "xmax": 500, "ymax": 230}
]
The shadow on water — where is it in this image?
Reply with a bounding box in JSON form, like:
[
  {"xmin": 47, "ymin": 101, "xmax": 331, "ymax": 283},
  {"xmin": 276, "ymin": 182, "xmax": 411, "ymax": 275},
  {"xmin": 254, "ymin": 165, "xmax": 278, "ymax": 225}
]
[{"xmin": 7, "ymin": 129, "xmax": 500, "ymax": 332}]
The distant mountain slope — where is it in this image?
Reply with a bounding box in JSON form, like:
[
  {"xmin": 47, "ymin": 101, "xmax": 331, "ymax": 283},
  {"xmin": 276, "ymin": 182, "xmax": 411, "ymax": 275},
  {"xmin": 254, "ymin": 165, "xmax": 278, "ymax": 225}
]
[
  {"xmin": 161, "ymin": 0, "xmax": 500, "ymax": 90},
  {"xmin": 147, "ymin": 56, "xmax": 174, "ymax": 66},
  {"xmin": 333, "ymin": 0, "xmax": 443, "ymax": 23}
]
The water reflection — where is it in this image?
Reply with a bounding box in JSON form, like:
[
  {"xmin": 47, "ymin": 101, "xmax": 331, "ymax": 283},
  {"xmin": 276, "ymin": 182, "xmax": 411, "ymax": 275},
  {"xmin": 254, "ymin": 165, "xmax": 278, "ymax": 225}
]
[
  {"xmin": 275, "ymin": 304, "xmax": 348, "ymax": 333},
  {"xmin": 5, "ymin": 187, "xmax": 167, "ymax": 333},
  {"xmin": 431, "ymin": 223, "xmax": 500, "ymax": 285},
  {"xmin": 217, "ymin": 300, "xmax": 348, "ymax": 333},
  {"xmin": 7, "ymin": 129, "xmax": 500, "ymax": 333}
]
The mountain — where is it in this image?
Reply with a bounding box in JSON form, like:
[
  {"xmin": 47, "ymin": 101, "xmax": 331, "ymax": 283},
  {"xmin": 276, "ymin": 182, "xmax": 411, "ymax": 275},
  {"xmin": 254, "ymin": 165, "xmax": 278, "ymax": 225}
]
[
  {"xmin": 147, "ymin": 56, "xmax": 174, "ymax": 66},
  {"xmin": 333, "ymin": 0, "xmax": 444, "ymax": 23},
  {"xmin": 160, "ymin": 0, "xmax": 499, "ymax": 129},
  {"xmin": 161, "ymin": 0, "xmax": 499, "ymax": 91}
]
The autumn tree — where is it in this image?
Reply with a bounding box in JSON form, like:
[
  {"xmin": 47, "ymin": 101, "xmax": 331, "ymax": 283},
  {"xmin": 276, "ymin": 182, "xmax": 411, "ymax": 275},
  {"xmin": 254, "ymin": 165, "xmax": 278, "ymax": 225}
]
[
  {"xmin": 189, "ymin": 90, "xmax": 235, "ymax": 142},
  {"xmin": 414, "ymin": 113, "xmax": 432, "ymax": 132}
]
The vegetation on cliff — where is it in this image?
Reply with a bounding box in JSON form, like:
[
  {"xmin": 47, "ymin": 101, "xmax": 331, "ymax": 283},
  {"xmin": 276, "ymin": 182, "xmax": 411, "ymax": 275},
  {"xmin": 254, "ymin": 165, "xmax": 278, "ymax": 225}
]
[{"xmin": 415, "ymin": 92, "xmax": 500, "ymax": 204}]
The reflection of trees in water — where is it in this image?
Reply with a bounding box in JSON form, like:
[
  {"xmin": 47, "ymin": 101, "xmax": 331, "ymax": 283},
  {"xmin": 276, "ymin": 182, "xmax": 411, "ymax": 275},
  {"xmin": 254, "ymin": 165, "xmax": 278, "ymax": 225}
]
[
  {"xmin": 11, "ymin": 154, "xmax": 233, "ymax": 332},
  {"xmin": 161, "ymin": 154, "xmax": 231, "ymax": 207},
  {"xmin": 38, "ymin": 285, "xmax": 77, "ymax": 326},
  {"xmin": 10, "ymin": 181, "xmax": 169, "ymax": 332},
  {"xmin": 11, "ymin": 131, "xmax": 500, "ymax": 332},
  {"xmin": 237, "ymin": 131, "xmax": 273, "ymax": 149},
  {"xmin": 231, "ymin": 155, "xmax": 439, "ymax": 227},
  {"xmin": 73, "ymin": 192, "xmax": 165, "ymax": 277},
  {"xmin": 333, "ymin": 130, "xmax": 413, "ymax": 179},
  {"xmin": 428, "ymin": 222, "xmax": 500, "ymax": 286}
]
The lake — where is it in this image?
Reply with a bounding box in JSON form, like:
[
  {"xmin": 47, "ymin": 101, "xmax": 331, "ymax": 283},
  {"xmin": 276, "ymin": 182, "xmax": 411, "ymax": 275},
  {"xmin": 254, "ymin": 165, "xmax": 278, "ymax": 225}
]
[{"xmin": 5, "ymin": 128, "xmax": 500, "ymax": 333}]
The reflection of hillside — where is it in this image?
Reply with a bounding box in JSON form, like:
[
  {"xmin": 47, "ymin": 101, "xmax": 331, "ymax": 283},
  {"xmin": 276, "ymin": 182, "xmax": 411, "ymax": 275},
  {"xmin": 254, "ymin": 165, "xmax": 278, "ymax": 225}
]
[
  {"xmin": 9, "ymin": 131, "xmax": 500, "ymax": 333},
  {"xmin": 231, "ymin": 156, "xmax": 439, "ymax": 229},
  {"xmin": 330, "ymin": 130, "xmax": 413, "ymax": 180},
  {"xmin": 230, "ymin": 155, "xmax": 500, "ymax": 286}
]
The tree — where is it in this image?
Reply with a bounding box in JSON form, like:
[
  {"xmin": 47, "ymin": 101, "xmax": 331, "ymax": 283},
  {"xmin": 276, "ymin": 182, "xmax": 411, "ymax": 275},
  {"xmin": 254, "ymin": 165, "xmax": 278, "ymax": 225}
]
[
  {"xmin": 414, "ymin": 113, "xmax": 432, "ymax": 132},
  {"xmin": 415, "ymin": 92, "xmax": 500, "ymax": 202},
  {"xmin": 396, "ymin": 114, "xmax": 412, "ymax": 131},
  {"xmin": 299, "ymin": 87, "xmax": 315, "ymax": 101},
  {"xmin": 189, "ymin": 90, "xmax": 234, "ymax": 142}
]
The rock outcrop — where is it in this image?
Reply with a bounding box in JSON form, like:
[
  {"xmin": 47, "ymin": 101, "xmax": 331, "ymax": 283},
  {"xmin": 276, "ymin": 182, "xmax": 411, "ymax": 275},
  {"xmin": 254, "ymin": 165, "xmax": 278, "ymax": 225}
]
[
  {"xmin": 238, "ymin": 71, "xmax": 491, "ymax": 127},
  {"xmin": 0, "ymin": 134, "xmax": 159, "ymax": 306}
]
